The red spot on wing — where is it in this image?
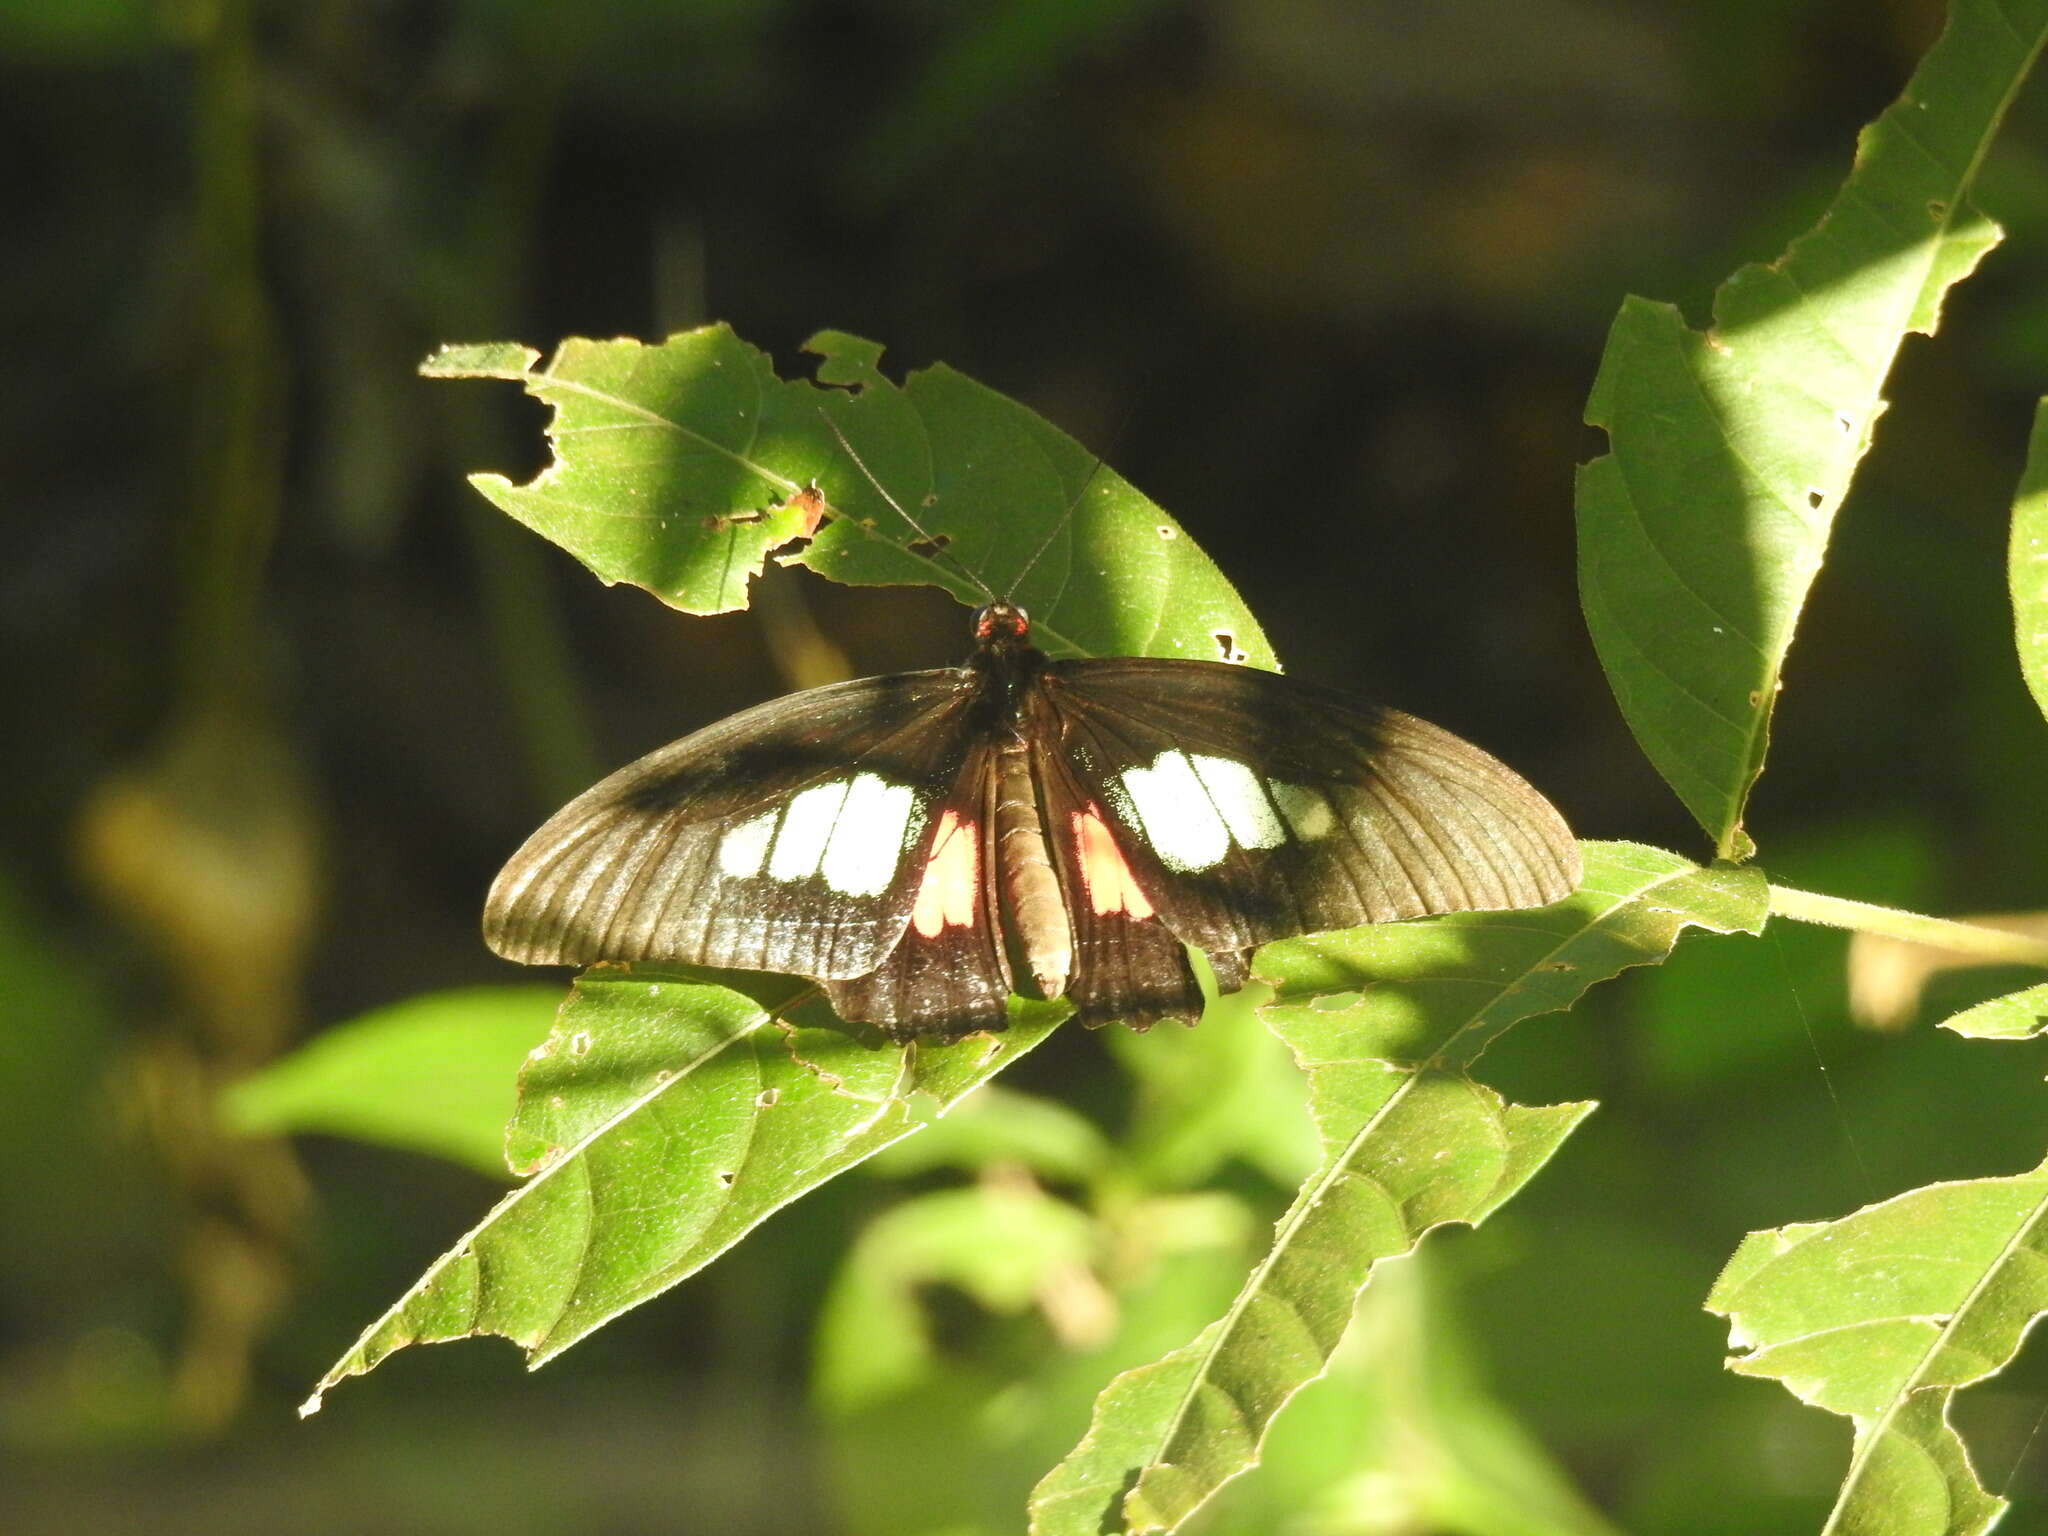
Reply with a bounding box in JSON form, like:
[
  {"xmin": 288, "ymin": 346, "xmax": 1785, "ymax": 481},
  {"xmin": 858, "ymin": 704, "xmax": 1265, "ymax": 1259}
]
[
  {"xmin": 911, "ymin": 810, "xmax": 980, "ymax": 938},
  {"xmin": 1072, "ymin": 805, "xmax": 1155, "ymax": 919}
]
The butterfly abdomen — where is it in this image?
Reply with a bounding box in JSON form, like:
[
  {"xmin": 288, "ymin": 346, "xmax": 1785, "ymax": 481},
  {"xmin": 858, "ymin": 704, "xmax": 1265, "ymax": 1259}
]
[{"xmin": 992, "ymin": 735, "xmax": 1071, "ymax": 998}]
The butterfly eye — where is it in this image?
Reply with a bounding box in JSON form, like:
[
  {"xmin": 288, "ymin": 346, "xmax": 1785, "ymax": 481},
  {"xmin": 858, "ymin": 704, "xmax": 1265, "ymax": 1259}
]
[{"xmin": 974, "ymin": 601, "xmax": 1030, "ymax": 643}]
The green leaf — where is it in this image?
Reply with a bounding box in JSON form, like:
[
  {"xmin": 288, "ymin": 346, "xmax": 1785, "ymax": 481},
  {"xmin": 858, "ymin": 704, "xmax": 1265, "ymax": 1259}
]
[
  {"xmin": 2012, "ymin": 397, "xmax": 2048, "ymax": 724},
  {"xmin": 812, "ymin": 1182, "xmax": 1100, "ymax": 1415},
  {"xmin": 864, "ymin": 1084, "xmax": 1113, "ymax": 1183},
  {"xmin": 425, "ymin": 325, "xmax": 1271, "ymax": 665},
  {"xmin": 822, "ymin": 1244, "xmax": 1257, "ymax": 1536},
  {"xmin": 304, "ymin": 970, "xmax": 1064, "ymax": 1412},
  {"xmin": 1575, "ymin": 0, "xmax": 2048, "ymax": 859},
  {"xmin": 1030, "ymin": 843, "xmax": 1769, "ymax": 1534},
  {"xmin": 220, "ymin": 986, "xmax": 562, "ymax": 1177},
  {"xmin": 1707, "ymin": 1157, "xmax": 2048, "ymax": 1535},
  {"xmin": 1221, "ymin": 1255, "xmax": 1623, "ymax": 1536},
  {"xmin": 1941, "ymin": 981, "xmax": 2048, "ymax": 1040},
  {"xmin": 1105, "ymin": 980, "xmax": 1317, "ymax": 1192}
]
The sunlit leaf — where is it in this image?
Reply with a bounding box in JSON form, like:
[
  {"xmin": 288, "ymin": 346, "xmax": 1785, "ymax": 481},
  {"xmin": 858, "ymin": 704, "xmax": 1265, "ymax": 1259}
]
[
  {"xmin": 1030, "ymin": 843, "xmax": 1769, "ymax": 1533},
  {"xmin": 1708, "ymin": 1157, "xmax": 2048, "ymax": 1536},
  {"xmin": 2012, "ymin": 397, "xmax": 2048, "ymax": 724},
  {"xmin": 1575, "ymin": 0, "xmax": 2048, "ymax": 859},
  {"xmin": 305, "ymin": 970, "xmax": 1063, "ymax": 1411},
  {"xmin": 221, "ymin": 986, "xmax": 561, "ymax": 1177},
  {"xmin": 424, "ymin": 326, "xmax": 1271, "ymax": 665},
  {"xmin": 1215, "ymin": 1255, "xmax": 1623, "ymax": 1536},
  {"xmin": 1941, "ymin": 981, "xmax": 2048, "ymax": 1040}
]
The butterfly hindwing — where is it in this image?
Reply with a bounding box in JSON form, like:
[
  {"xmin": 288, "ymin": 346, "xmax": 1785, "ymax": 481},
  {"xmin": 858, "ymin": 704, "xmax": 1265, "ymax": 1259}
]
[
  {"xmin": 1036, "ymin": 746, "xmax": 1250, "ymax": 1029},
  {"xmin": 820, "ymin": 747, "xmax": 1017, "ymax": 1037},
  {"xmin": 1035, "ymin": 657, "xmax": 1581, "ymax": 957},
  {"xmin": 484, "ymin": 670, "xmax": 981, "ymax": 981}
]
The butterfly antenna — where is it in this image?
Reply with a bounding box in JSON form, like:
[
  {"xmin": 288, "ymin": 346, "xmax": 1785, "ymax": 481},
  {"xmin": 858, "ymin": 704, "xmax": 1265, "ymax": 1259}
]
[
  {"xmin": 1003, "ymin": 453, "xmax": 1113, "ymax": 605},
  {"xmin": 820, "ymin": 407, "xmax": 996, "ymax": 603},
  {"xmin": 1002, "ymin": 371, "xmax": 1154, "ymax": 603}
]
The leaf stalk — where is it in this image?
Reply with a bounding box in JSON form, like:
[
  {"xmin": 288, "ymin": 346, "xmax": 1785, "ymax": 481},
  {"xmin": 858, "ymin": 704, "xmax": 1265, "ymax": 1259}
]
[{"xmin": 1768, "ymin": 885, "xmax": 2048, "ymax": 968}]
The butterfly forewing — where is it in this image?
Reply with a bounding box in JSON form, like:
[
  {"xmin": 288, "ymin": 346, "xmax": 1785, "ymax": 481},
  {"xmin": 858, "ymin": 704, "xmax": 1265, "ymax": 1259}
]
[
  {"xmin": 819, "ymin": 744, "xmax": 1016, "ymax": 1035},
  {"xmin": 1037, "ymin": 657, "xmax": 1581, "ymax": 957},
  {"xmin": 484, "ymin": 670, "xmax": 980, "ymax": 980}
]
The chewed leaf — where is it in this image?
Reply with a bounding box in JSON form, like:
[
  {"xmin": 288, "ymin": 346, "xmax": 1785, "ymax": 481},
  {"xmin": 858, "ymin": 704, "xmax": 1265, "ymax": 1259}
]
[
  {"xmin": 423, "ymin": 325, "xmax": 1270, "ymax": 664},
  {"xmin": 1708, "ymin": 1158, "xmax": 2048, "ymax": 1535},
  {"xmin": 432, "ymin": 326, "xmax": 850, "ymax": 616},
  {"xmin": 1030, "ymin": 843, "xmax": 1768, "ymax": 1534},
  {"xmin": 1258, "ymin": 842, "xmax": 1768, "ymax": 1078},
  {"xmin": 2011, "ymin": 398, "xmax": 2048, "ymax": 723},
  {"xmin": 1575, "ymin": 0, "xmax": 2048, "ymax": 859},
  {"xmin": 304, "ymin": 969, "xmax": 1063, "ymax": 1413}
]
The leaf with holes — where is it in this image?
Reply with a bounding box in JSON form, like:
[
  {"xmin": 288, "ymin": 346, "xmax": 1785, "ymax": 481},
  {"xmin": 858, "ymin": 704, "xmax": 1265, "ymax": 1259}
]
[
  {"xmin": 303, "ymin": 969, "xmax": 1063, "ymax": 1412},
  {"xmin": 1028, "ymin": 843, "xmax": 1769, "ymax": 1533},
  {"xmin": 424, "ymin": 327, "xmax": 1269, "ymax": 665},
  {"xmin": 1575, "ymin": 0, "xmax": 2048, "ymax": 859},
  {"xmin": 1709, "ymin": 1157, "xmax": 2048, "ymax": 1536}
]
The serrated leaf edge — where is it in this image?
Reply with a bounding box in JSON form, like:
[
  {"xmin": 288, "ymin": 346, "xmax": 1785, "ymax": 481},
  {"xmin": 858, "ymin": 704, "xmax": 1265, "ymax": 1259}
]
[
  {"xmin": 1796, "ymin": 1167, "xmax": 2048, "ymax": 1533},
  {"xmin": 1037, "ymin": 849, "xmax": 1763, "ymax": 1533}
]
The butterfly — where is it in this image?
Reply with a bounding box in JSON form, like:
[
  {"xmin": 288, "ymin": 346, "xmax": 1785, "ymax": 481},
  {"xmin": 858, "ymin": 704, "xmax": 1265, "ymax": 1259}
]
[{"xmin": 484, "ymin": 590, "xmax": 1581, "ymax": 1040}]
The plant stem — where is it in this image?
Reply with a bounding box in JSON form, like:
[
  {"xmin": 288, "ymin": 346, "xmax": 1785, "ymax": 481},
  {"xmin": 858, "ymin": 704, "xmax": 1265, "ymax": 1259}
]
[
  {"xmin": 178, "ymin": 0, "xmax": 283, "ymax": 712},
  {"xmin": 1769, "ymin": 885, "xmax": 2048, "ymax": 967}
]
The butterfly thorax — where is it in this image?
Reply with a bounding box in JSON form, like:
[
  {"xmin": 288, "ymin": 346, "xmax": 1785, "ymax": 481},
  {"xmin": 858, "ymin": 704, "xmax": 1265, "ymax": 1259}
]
[
  {"xmin": 964, "ymin": 601, "xmax": 1050, "ymax": 731},
  {"xmin": 958, "ymin": 601, "xmax": 1072, "ymax": 1001}
]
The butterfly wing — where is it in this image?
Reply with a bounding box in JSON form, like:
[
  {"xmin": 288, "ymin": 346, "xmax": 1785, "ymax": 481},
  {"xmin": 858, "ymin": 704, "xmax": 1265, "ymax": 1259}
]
[
  {"xmin": 485, "ymin": 669, "xmax": 982, "ymax": 981},
  {"xmin": 819, "ymin": 743, "xmax": 1017, "ymax": 1038},
  {"xmin": 1036, "ymin": 657, "xmax": 1580, "ymax": 959},
  {"xmin": 1033, "ymin": 742, "xmax": 1250, "ymax": 1030}
]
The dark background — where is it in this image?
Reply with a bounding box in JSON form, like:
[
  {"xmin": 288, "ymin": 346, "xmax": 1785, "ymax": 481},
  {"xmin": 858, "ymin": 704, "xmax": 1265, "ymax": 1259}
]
[{"xmin": 8, "ymin": 1, "xmax": 2048, "ymax": 1532}]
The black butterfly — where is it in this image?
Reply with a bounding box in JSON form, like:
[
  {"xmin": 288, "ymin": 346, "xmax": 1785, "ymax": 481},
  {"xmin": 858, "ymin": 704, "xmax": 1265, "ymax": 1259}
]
[{"xmin": 485, "ymin": 596, "xmax": 1580, "ymax": 1039}]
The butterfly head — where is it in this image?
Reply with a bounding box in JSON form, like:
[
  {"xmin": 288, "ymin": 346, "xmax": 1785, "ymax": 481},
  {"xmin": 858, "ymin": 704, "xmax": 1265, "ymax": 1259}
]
[{"xmin": 973, "ymin": 600, "xmax": 1032, "ymax": 648}]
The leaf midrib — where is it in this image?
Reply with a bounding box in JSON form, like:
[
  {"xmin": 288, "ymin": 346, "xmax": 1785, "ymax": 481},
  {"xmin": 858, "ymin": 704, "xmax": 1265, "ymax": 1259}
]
[
  {"xmin": 309, "ymin": 989, "xmax": 782, "ymax": 1401},
  {"xmin": 1818, "ymin": 1175, "xmax": 2048, "ymax": 1535},
  {"xmin": 1123, "ymin": 867, "xmax": 1683, "ymax": 1526}
]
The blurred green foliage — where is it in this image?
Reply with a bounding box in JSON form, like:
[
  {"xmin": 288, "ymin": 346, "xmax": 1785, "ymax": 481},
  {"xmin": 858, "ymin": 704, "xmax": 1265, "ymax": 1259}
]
[{"xmin": 11, "ymin": 0, "xmax": 2048, "ymax": 1532}]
